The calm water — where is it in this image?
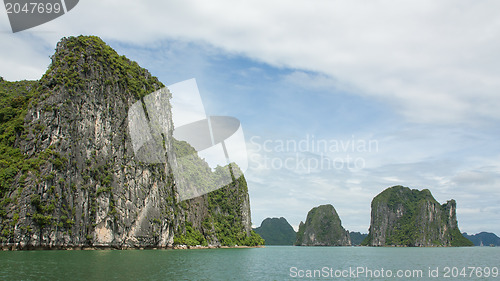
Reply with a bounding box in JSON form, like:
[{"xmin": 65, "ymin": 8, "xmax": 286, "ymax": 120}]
[{"xmin": 0, "ymin": 246, "xmax": 499, "ymax": 280}]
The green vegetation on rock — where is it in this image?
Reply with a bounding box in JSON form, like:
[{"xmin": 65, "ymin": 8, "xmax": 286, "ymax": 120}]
[
  {"xmin": 0, "ymin": 79, "xmax": 38, "ymax": 240},
  {"xmin": 173, "ymin": 222, "xmax": 207, "ymax": 246},
  {"xmin": 254, "ymin": 217, "xmax": 296, "ymax": 245},
  {"xmin": 463, "ymin": 232, "xmax": 500, "ymax": 246},
  {"xmin": 0, "ymin": 36, "xmax": 166, "ymax": 245},
  {"xmin": 206, "ymin": 175, "xmax": 264, "ymax": 246},
  {"xmin": 173, "ymin": 139, "xmax": 263, "ymax": 247},
  {"xmin": 362, "ymin": 186, "xmax": 473, "ymax": 247},
  {"xmin": 349, "ymin": 232, "xmax": 368, "ymax": 246},
  {"xmin": 0, "ymin": 35, "xmax": 260, "ymax": 249},
  {"xmin": 45, "ymin": 35, "xmax": 164, "ymax": 99},
  {"xmin": 295, "ymin": 204, "xmax": 351, "ymax": 246}
]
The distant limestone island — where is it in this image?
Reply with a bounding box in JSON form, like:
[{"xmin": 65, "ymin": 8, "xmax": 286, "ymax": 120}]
[
  {"xmin": 253, "ymin": 214, "xmax": 366, "ymax": 246},
  {"xmin": 362, "ymin": 186, "xmax": 472, "ymax": 247},
  {"xmin": 295, "ymin": 204, "xmax": 351, "ymax": 246},
  {"xmin": 255, "ymin": 186, "xmax": 498, "ymax": 247},
  {"xmin": 253, "ymin": 217, "xmax": 296, "ymax": 245},
  {"xmin": 463, "ymin": 232, "xmax": 500, "ymax": 247}
]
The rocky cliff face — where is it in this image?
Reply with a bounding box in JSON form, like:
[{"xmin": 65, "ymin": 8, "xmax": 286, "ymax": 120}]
[
  {"xmin": 0, "ymin": 36, "xmax": 261, "ymax": 249},
  {"xmin": 363, "ymin": 186, "xmax": 473, "ymax": 247},
  {"xmin": 295, "ymin": 204, "xmax": 351, "ymax": 246}
]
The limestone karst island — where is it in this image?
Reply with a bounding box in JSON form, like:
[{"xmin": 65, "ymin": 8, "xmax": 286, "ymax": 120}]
[
  {"xmin": 254, "ymin": 186, "xmax": 474, "ymax": 247},
  {"xmin": 0, "ymin": 36, "xmax": 263, "ymax": 250}
]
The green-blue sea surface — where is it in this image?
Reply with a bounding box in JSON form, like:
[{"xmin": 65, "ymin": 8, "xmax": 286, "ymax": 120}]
[{"xmin": 1, "ymin": 246, "xmax": 499, "ymax": 280}]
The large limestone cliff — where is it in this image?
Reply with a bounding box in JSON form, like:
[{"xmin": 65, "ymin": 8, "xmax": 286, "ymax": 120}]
[
  {"xmin": 295, "ymin": 204, "xmax": 351, "ymax": 246},
  {"xmin": 0, "ymin": 36, "xmax": 261, "ymax": 249},
  {"xmin": 363, "ymin": 186, "xmax": 473, "ymax": 247}
]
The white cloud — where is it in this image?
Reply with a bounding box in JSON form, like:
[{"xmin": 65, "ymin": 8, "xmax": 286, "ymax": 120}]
[
  {"xmin": 3, "ymin": 1, "xmax": 500, "ymax": 125},
  {"xmin": 126, "ymin": 0, "xmax": 500, "ymax": 125},
  {"xmin": 0, "ymin": 33, "xmax": 52, "ymax": 80}
]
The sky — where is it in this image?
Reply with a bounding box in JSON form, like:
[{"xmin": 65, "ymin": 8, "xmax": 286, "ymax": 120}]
[{"xmin": 1, "ymin": 0, "xmax": 500, "ymax": 235}]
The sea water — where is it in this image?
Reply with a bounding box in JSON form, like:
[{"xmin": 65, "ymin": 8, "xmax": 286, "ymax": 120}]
[{"xmin": 0, "ymin": 246, "xmax": 498, "ymax": 280}]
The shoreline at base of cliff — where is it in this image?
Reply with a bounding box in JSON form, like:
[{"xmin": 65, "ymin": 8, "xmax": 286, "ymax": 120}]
[{"xmin": 0, "ymin": 244, "xmax": 265, "ymax": 251}]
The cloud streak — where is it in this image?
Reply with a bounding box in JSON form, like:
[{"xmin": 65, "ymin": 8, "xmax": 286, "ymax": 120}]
[{"xmin": 3, "ymin": 0, "xmax": 500, "ymax": 125}]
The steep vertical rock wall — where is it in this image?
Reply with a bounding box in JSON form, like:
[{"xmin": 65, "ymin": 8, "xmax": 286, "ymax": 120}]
[
  {"xmin": 0, "ymin": 36, "xmax": 260, "ymax": 249},
  {"xmin": 363, "ymin": 186, "xmax": 473, "ymax": 247}
]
